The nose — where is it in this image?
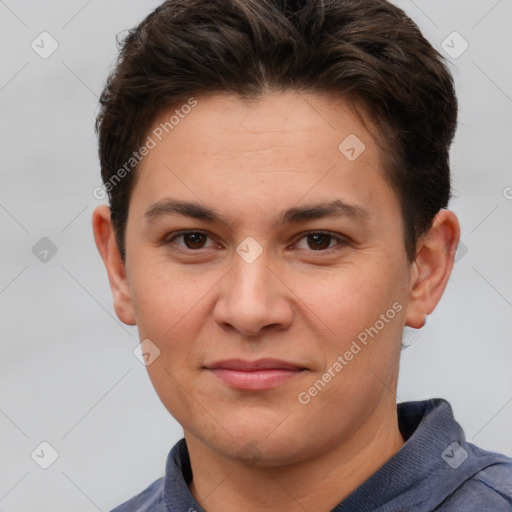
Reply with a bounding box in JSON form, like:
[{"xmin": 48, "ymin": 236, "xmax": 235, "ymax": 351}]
[{"xmin": 213, "ymin": 247, "xmax": 294, "ymax": 338}]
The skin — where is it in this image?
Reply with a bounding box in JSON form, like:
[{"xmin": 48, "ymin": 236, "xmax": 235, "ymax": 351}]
[{"xmin": 93, "ymin": 90, "xmax": 460, "ymax": 512}]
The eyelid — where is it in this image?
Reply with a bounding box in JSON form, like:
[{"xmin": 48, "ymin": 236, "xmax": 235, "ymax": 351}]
[
  {"xmin": 165, "ymin": 229, "xmax": 216, "ymax": 248},
  {"xmin": 290, "ymin": 230, "xmax": 349, "ymax": 251}
]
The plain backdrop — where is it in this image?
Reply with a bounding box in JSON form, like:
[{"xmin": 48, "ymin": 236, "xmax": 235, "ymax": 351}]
[{"xmin": 1, "ymin": 1, "xmax": 511, "ymax": 511}]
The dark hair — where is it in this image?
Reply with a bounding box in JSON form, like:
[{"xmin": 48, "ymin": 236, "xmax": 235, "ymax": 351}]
[{"xmin": 96, "ymin": 0, "xmax": 457, "ymax": 262}]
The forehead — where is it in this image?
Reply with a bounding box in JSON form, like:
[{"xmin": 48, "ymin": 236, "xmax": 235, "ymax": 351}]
[
  {"xmin": 130, "ymin": 90, "xmax": 396, "ymax": 225},
  {"xmin": 144, "ymin": 90, "xmax": 374, "ymax": 154}
]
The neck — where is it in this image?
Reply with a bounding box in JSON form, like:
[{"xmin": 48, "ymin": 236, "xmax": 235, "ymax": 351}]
[{"xmin": 186, "ymin": 402, "xmax": 405, "ymax": 512}]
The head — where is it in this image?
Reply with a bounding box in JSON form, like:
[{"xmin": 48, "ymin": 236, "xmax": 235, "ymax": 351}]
[{"xmin": 93, "ymin": 0, "xmax": 460, "ymax": 466}]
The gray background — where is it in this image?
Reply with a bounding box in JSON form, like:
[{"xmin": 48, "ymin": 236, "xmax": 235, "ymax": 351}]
[{"xmin": 1, "ymin": 1, "xmax": 511, "ymax": 511}]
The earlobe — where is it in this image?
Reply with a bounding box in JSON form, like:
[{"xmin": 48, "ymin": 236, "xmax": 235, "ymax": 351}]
[
  {"xmin": 404, "ymin": 210, "xmax": 460, "ymax": 329},
  {"xmin": 92, "ymin": 205, "xmax": 136, "ymax": 326}
]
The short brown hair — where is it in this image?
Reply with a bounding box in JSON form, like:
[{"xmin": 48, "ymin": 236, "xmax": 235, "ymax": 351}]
[{"xmin": 96, "ymin": 0, "xmax": 457, "ymax": 262}]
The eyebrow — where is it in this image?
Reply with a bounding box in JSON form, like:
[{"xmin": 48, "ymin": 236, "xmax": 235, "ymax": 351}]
[{"xmin": 143, "ymin": 198, "xmax": 370, "ymax": 226}]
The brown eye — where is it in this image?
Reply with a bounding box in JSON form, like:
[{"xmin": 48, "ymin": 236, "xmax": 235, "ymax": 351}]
[
  {"xmin": 165, "ymin": 231, "xmax": 213, "ymax": 250},
  {"xmin": 293, "ymin": 231, "xmax": 348, "ymax": 252},
  {"xmin": 306, "ymin": 233, "xmax": 332, "ymax": 250},
  {"xmin": 182, "ymin": 232, "xmax": 208, "ymax": 249}
]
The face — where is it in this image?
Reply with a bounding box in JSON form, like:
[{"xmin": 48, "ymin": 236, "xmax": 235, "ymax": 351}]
[{"xmin": 119, "ymin": 91, "xmax": 415, "ymax": 465}]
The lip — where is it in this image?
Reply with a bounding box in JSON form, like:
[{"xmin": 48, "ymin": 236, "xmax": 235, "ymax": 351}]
[{"xmin": 205, "ymin": 358, "xmax": 307, "ymax": 390}]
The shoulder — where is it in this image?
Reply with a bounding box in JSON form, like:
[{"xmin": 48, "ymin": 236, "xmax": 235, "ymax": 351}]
[
  {"xmin": 110, "ymin": 477, "xmax": 166, "ymax": 512},
  {"xmin": 436, "ymin": 459, "xmax": 512, "ymax": 511}
]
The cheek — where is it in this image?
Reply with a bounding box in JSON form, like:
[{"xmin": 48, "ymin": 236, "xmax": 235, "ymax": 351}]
[
  {"xmin": 128, "ymin": 255, "xmax": 206, "ymax": 335},
  {"xmin": 129, "ymin": 265, "xmax": 207, "ymax": 421},
  {"xmin": 294, "ymin": 261, "xmax": 402, "ymax": 338},
  {"xmin": 291, "ymin": 273, "xmax": 405, "ymax": 441},
  {"xmin": 302, "ymin": 262, "xmax": 406, "ymax": 402},
  {"xmin": 127, "ymin": 259, "xmax": 223, "ymax": 401}
]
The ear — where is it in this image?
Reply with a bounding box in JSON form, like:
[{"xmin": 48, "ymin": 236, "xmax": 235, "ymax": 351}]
[
  {"xmin": 405, "ymin": 209, "xmax": 460, "ymax": 329},
  {"xmin": 92, "ymin": 205, "xmax": 136, "ymax": 326}
]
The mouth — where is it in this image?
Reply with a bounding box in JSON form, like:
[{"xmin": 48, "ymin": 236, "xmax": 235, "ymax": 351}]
[{"xmin": 204, "ymin": 358, "xmax": 308, "ymax": 391}]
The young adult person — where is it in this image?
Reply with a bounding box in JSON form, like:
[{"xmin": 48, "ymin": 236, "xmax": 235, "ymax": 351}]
[{"xmin": 92, "ymin": 1, "xmax": 512, "ymax": 510}]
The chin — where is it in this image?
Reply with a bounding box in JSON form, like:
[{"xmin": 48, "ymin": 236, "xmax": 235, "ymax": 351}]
[{"xmin": 198, "ymin": 420, "xmax": 322, "ymax": 468}]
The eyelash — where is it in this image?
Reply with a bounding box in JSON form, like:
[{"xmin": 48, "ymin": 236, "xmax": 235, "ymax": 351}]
[{"xmin": 164, "ymin": 230, "xmax": 349, "ymax": 253}]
